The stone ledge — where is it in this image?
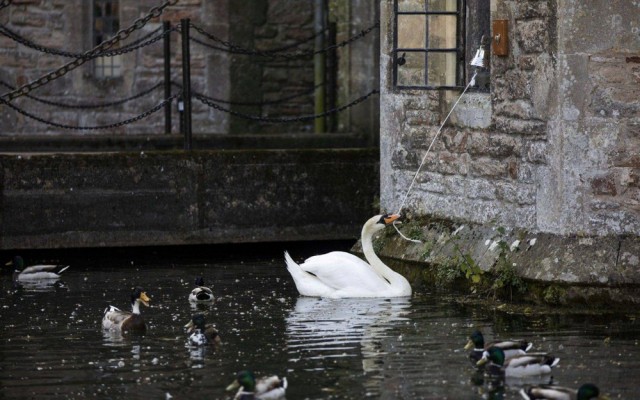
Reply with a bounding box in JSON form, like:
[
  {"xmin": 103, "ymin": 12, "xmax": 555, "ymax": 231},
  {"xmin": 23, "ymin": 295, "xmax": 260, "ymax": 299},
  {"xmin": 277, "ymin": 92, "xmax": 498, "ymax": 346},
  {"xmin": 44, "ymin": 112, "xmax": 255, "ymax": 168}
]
[{"xmin": 352, "ymin": 215, "xmax": 640, "ymax": 307}]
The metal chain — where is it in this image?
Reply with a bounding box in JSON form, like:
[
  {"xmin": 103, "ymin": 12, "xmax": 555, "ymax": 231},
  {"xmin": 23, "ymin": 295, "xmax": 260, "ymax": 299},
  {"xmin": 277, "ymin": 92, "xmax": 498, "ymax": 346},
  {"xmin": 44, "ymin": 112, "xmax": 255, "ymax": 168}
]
[
  {"xmin": 174, "ymin": 81, "xmax": 323, "ymax": 106},
  {"xmin": 189, "ymin": 20, "xmax": 379, "ymax": 59},
  {"xmin": 0, "ymin": 93, "xmax": 179, "ymax": 131},
  {"xmin": 0, "ymin": 80, "xmax": 163, "ymax": 109},
  {"xmin": 0, "ymin": 0, "xmax": 177, "ymax": 102},
  {"xmin": 0, "ymin": 25, "xmax": 170, "ymax": 59},
  {"xmin": 193, "ymin": 89, "xmax": 379, "ymax": 123}
]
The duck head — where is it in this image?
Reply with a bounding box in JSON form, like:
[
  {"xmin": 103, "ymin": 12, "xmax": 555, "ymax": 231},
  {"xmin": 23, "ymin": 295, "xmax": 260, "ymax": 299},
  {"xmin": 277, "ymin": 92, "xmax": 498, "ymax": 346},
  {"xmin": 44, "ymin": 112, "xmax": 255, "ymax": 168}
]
[
  {"xmin": 131, "ymin": 287, "xmax": 150, "ymax": 308},
  {"xmin": 477, "ymin": 346, "xmax": 505, "ymax": 367},
  {"xmin": 465, "ymin": 330, "xmax": 484, "ymax": 350},
  {"xmin": 226, "ymin": 370, "xmax": 256, "ymax": 392}
]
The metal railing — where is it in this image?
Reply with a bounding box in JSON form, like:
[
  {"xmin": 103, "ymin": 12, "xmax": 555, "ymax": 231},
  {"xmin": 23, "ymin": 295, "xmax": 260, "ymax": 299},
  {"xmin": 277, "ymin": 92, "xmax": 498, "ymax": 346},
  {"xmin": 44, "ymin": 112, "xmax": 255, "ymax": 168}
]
[{"xmin": 0, "ymin": 1, "xmax": 379, "ymax": 150}]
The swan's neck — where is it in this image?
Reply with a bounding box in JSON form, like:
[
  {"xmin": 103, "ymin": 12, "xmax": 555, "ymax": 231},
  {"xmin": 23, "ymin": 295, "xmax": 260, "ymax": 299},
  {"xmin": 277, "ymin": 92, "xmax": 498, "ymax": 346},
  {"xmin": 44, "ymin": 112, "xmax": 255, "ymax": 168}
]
[{"xmin": 361, "ymin": 227, "xmax": 409, "ymax": 291}]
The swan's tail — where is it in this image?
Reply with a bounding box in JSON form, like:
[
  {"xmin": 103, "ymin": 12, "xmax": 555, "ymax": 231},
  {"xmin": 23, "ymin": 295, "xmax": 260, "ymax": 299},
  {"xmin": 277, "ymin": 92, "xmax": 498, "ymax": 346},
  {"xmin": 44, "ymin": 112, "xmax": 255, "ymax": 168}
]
[{"xmin": 284, "ymin": 251, "xmax": 298, "ymax": 271}]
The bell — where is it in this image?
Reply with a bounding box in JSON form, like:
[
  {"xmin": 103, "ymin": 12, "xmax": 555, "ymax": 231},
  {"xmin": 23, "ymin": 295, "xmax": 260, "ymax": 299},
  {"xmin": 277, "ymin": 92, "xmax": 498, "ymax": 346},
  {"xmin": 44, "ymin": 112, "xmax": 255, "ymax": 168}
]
[{"xmin": 470, "ymin": 47, "xmax": 486, "ymax": 68}]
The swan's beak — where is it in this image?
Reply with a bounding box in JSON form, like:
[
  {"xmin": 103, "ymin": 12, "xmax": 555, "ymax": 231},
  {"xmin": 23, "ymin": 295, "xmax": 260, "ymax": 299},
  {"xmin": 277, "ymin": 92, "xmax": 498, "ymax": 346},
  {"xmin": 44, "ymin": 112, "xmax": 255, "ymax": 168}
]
[{"xmin": 383, "ymin": 214, "xmax": 402, "ymax": 225}]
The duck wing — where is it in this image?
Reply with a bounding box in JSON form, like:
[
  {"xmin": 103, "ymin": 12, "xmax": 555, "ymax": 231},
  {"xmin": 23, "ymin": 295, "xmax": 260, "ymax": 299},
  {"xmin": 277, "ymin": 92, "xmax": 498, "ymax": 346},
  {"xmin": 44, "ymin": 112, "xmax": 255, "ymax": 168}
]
[
  {"xmin": 256, "ymin": 376, "xmax": 287, "ymax": 399},
  {"xmin": 102, "ymin": 306, "xmax": 132, "ymax": 331},
  {"xmin": 18, "ymin": 264, "xmax": 70, "ymax": 279},
  {"xmin": 519, "ymin": 385, "xmax": 574, "ymax": 399}
]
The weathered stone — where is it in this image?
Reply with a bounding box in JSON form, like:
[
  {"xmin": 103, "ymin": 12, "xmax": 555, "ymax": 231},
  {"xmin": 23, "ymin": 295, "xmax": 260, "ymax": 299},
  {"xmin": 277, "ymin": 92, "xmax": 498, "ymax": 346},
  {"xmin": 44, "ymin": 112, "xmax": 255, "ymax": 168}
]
[
  {"xmin": 590, "ymin": 173, "xmax": 617, "ymax": 196},
  {"xmin": 516, "ymin": 19, "xmax": 549, "ymax": 53}
]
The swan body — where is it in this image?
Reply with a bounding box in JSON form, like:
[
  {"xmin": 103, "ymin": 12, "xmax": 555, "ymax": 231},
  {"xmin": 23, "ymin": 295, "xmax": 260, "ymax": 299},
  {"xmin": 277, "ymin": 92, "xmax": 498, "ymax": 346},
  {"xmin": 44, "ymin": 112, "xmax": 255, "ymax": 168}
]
[
  {"xmin": 465, "ymin": 329, "xmax": 533, "ymax": 363},
  {"xmin": 102, "ymin": 287, "xmax": 150, "ymax": 334},
  {"xmin": 519, "ymin": 383, "xmax": 604, "ymax": 400},
  {"xmin": 285, "ymin": 214, "xmax": 411, "ymax": 298},
  {"xmin": 185, "ymin": 314, "xmax": 221, "ymax": 346},
  {"xmin": 226, "ymin": 370, "xmax": 287, "ymax": 400},
  {"xmin": 478, "ymin": 346, "xmax": 560, "ymax": 378},
  {"xmin": 7, "ymin": 256, "xmax": 70, "ymax": 281},
  {"xmin": 189, "ymin": 276, "xmax": 214, "ymax": 303}
]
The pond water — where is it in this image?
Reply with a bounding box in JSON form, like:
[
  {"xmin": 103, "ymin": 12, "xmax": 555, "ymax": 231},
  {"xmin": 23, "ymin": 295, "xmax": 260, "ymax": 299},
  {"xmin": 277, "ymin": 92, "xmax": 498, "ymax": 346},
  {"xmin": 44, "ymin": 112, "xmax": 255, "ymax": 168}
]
[{"xmin": 1, "ymin": 245, "xmax": 638, "ymax": 399}]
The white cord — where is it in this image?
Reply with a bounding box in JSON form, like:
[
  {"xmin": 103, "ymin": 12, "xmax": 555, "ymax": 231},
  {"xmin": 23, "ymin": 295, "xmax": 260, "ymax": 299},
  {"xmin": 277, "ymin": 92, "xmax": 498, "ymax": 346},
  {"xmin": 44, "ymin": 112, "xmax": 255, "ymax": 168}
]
[
  {"xmin": 393, "ymin": 71, "xmax": 478, "ymax": 244},
  {"xmin": 396, "ymin": 71, "xmax": 477, "ymax": 216}
]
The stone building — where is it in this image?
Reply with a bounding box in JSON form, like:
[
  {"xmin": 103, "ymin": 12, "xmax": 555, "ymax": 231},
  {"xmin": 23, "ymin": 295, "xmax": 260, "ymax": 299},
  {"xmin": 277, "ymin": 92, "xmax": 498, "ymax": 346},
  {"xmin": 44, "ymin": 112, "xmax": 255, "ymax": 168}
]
[
  {"xmin": 0, "ymin": 0, "xmax": 379, "ymax": 137},
  {"xmin": 374, "ymin": 0, "xmax": 640, "ymax": 302}
]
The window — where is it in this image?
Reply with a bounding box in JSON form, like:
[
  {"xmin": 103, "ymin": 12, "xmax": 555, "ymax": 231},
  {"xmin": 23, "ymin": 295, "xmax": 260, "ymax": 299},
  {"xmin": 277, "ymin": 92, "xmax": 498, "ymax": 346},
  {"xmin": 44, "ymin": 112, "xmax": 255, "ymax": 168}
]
[
  {"xmin": 393, "ymin": 0, "xmax": 465, "ymax": 90},
  {"xmin": 93, "ymin": 0, "xmax": 122, "ymax": 78}
]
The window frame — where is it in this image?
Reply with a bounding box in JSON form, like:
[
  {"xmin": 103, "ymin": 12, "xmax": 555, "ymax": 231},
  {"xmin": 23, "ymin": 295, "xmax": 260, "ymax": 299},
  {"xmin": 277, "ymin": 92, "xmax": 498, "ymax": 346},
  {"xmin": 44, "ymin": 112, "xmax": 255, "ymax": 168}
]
[
  {"xmin": 92, "ymin": 0, "xmax": 122, "ymax": 79},
  {"xmin": 392, "ymin": 0, "xmax": 466, "ymax": 90}
]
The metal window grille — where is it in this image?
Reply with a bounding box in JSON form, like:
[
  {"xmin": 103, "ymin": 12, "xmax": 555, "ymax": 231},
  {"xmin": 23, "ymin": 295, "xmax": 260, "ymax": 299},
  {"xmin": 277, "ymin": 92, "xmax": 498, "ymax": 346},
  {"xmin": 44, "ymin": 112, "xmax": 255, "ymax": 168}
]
[
  {"xmin": 393, "ymin": 0, "xmax": 466, "ymax": 90},
  {"xmin": 93, "ymin": 0, "xmax": 122, "ymax": 78}
]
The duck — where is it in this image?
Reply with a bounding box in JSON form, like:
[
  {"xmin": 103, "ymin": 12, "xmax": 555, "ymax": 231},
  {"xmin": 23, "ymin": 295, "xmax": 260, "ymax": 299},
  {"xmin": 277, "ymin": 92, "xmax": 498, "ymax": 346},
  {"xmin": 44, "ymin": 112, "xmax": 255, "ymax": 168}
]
[
  {"xmin": 465, "ymin": 329, "xmax": 533, "ymax": 363},
  {"xmin": 188, "ymin": 276, "xmax": 214, "ymax": 303},
  {"xmin": 519, "ymin": 383, "xmax": 607, "ymax": 400},
  {"xmin": 7, "ymin": 256, "xmax": 70, "ymax": 281},
  {"xmin": 477, "ymin": 346, "xmax": 560, "ymax": 378},
  {"xmin": 226, "ymin": 370, "xmax": 287, "ymax": 400},
  {"xmin": 184, "ymin": 313, "xmax": 221, "ymax": 346},
  {"xmin": 284, "ymin": 214, "xmax": 412, "ymax": 298},
  {"xmin": 102, "ymin": 287, "xmax": 150, "ymax": 334}
]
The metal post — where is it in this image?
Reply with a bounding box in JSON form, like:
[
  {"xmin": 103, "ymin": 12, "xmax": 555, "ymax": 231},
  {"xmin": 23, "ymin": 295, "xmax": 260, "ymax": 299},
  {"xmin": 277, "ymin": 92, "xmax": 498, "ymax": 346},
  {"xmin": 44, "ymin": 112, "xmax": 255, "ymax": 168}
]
[
  {"xmin": 313, "ymin": 0, "xmax": 326, "ymax": 134},
  {"xmin": 163, "ymin": 21, "xmax": 172, "ymax": 135},
  {"xmin": 181, "ymin": 18, "xmax": 192, "ymax": 150},
  {"xmin": 326, "ymin": 21, "xmax": 337, "ymax": 133}
]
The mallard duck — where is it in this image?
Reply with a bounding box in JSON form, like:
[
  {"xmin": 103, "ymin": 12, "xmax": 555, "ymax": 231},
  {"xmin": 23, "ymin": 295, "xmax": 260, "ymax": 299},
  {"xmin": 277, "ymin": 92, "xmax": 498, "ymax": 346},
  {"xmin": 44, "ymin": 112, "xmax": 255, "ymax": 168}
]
[
  {"xmin": 226, "ymin": 370, "xmax": 287, "ymax": 400},
  {"xmin": 465, "ymin": 329, "xmax": 533, "ymax": 363},
  {"xmin": 184, "ymin": 313, "xmax": 221, "ymax": 346},
  {"xmin": 519, "ymin": 383, "xmax": 607, "ymax": 400},
  {"xmin": 477, "ymin": 346, "xmax": 560, "ymax": 377},
  {"xmin": 102, "ymin": 287, "xmax": 150, "ymax": 334},
  {"xmin": 189, "ymin": 276, "xmax": 214, "ymax": 303},
  {"xmin": 7, "ymin": 256, "xmax": 70, "ymax": 281}
]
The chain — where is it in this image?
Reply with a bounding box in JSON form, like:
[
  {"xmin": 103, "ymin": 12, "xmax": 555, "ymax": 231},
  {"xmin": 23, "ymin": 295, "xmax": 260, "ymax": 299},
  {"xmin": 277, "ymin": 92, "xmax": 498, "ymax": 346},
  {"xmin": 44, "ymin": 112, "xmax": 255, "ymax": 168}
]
[
  {"xmin": 0, "ymin": 80, "xmax": 163, "ymax": 109},
  {"xmin": 189, "ymin": 20, "xmax": 379, "ymax": 59},
  {"xmin": 177, "ymin": 82, "xmax": 322, "ymax": 106},
  {"xmin": 0, "ymin": 93, "xmax": 179, "ymax": 131},
  {"xmin": 0, "ymin": 0, "xmax": 11, "ymax": 11},
  {"xmin": 0, "ymin": 0, "xmax": 177, "ymax": 102},
  {"xmin": 0, "ymin": 25, "xmax": 171, "ymax": 59},
  {"xmin": 194, "ymin": 89, "xmax": 378, "ymax": 123}
]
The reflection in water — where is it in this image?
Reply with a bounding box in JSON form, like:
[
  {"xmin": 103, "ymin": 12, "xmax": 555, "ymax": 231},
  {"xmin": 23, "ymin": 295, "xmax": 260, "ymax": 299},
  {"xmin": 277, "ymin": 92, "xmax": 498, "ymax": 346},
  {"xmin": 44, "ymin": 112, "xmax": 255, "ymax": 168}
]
[{"xmin": 286, "ymin": 296, "xmax": 410, "ymax": 376}]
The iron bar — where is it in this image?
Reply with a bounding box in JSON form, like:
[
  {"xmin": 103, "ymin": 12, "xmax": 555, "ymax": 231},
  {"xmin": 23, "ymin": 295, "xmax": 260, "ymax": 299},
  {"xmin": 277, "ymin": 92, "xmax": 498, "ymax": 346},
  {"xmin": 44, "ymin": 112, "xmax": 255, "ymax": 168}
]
[
  {"xmin": 181, "ymin": 18, "xmax": 192, "ymax": 150},
  {"xmin": 313, "ymin": 0, "xmax": 327, "ymax": 133},
  {"xmin": 163, "ymin": 21, "xmax": 172, "ymax": 134}
]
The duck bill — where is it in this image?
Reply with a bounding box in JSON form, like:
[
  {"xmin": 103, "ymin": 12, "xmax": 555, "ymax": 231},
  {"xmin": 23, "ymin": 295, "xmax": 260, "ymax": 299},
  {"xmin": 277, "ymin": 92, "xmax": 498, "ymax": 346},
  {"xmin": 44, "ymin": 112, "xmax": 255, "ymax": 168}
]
[
  {"xmin": 5, "ymin": 260, "xmax": 12, "ymax": 266},
  {"xmin": 184, "ymin": 320, "xmax": 194, "ymax": 330},
  {"xmin": 383, "ymin": 214, "xmax": 401, "ymax": 225},
  {"xmin": 464, "ymin": 339, "xmax": 474, "ymax": 350},
  {"xmin": 476, "ymin": 357, "xmax": 488, "ymax": 366},
  {"xmin": 140, "ymin": 292, "xmax": 151, "ymax": 307},
  {"xmin": 225, "ymin": 380, "xmax": 240, "ymax": 392}
]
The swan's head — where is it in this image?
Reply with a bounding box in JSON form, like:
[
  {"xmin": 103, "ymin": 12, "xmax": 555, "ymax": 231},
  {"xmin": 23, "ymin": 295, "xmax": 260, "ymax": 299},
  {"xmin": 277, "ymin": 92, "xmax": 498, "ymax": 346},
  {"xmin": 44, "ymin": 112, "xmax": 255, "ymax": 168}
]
[{"xmin": 365, "ymin": 214, "xmax": 402, "ymax": 233}]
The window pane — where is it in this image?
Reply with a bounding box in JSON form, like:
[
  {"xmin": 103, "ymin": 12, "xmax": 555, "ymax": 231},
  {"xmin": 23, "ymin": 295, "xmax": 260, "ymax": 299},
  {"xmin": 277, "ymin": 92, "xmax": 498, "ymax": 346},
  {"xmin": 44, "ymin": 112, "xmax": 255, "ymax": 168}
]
[
  {"xmin": 398, "ymin": 0, "xmax": 425, "ymax": 12},
  {"xmin": 398, "ymin": 15, "xmax": 425, "ymax": 48},
  {"xmin": 427, "ymin": 52, "xmax": 457, "ymax": 86},
  {"xmin": 427, "ymin": 15, "xmax": 457, "ymax": 48},
  {"xmin": 428, "ymin": 0, "xmax": 457, "ymax": 11},
  {"xmin": 397, "ymin": 52, "xmax": 426, "ymax": 86}
]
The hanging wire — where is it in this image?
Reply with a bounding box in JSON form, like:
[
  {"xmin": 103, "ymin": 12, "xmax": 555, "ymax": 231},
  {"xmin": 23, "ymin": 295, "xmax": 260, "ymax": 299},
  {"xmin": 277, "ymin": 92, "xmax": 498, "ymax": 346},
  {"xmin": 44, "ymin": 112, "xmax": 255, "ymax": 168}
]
[{"xmin": 392, "ymin": 71, "xmax": 479, "ymax": 243}]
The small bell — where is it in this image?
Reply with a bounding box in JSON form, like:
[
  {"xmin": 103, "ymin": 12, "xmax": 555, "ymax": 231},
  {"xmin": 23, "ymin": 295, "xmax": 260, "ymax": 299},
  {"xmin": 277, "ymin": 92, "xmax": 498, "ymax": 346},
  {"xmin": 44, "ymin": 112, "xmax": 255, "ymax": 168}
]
[{"xmin": 470, "ymin": 47, "xmax": 486, "ymax": 68}]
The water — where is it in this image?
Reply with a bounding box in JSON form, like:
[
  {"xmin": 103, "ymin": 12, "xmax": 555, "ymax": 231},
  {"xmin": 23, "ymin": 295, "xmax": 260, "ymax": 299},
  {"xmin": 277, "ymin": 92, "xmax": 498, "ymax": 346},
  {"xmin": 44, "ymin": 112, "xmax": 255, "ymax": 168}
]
[{"xmin": 1, "ymin": 246, "xmax": 638, "ymax": 399}]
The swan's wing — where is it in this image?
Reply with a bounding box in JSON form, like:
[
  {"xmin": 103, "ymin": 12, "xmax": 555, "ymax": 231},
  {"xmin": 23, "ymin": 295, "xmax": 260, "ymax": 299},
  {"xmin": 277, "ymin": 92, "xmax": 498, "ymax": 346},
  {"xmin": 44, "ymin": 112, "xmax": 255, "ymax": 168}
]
[
  {"xmin": 299, "ymin": 251, "xmax": 390, "ymax": 292},
  {"xmin": 285, "ymin": 252, "xmax": 335, "ymax": 297}
]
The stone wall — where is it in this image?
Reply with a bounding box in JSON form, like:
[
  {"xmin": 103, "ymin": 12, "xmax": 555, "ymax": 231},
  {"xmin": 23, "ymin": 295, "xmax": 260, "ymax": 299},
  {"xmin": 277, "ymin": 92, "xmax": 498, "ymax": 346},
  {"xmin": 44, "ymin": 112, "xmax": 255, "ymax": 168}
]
[
  {"xmin": 0, "ymin": 0, "xmax": 379, "ymax": 136},
  {"xmin": 379, "ymin": 0, "xmax": 640, "ymax": 237},
  {"xmin": 0, "ymin": 148, "xmax": 379, "ymax": 249}
]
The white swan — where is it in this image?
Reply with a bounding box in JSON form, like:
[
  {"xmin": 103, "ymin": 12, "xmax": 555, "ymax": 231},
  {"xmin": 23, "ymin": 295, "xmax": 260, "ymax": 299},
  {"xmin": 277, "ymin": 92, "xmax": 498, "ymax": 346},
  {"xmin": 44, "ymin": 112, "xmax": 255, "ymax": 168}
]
[{"xmin": 285, "ymin": 214, "xmax": 412, "ymax": 298}]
